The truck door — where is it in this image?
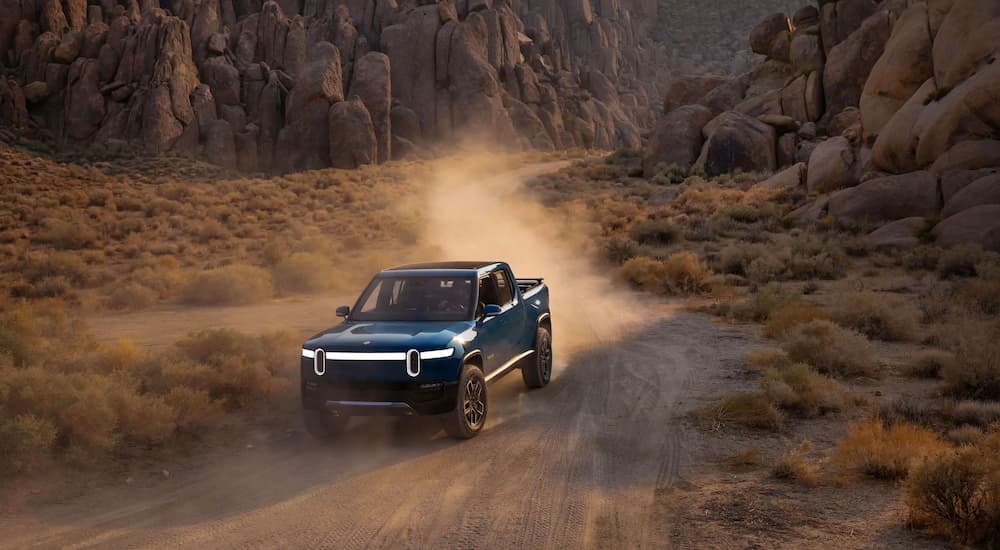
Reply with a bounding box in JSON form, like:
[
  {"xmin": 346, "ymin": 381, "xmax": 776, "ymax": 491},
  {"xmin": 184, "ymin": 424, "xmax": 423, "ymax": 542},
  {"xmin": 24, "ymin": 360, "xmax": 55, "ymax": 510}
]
[
  {"xmin": 490, "ymin": 268, "xmax": 527, "ymax": 362},
  {"xmin": 475, "ymin": 274, "xmax": 508, "ymax": 374}
]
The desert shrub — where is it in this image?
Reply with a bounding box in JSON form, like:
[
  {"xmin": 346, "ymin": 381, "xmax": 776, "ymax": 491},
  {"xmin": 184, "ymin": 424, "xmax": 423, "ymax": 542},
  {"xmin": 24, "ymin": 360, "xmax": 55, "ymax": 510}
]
[
  {"xmin": 903, "ymin": 349, "xmax": 954, "ymax": 379},
  {"xmin": 107, "ymin": 282, "xmax": 158, "ymax": 310},
  {"xmin": 22, "ymin": 250, "xmax": 89, "ymax": 285},
  {"xmin": 0, "ymin": 303, "xmax": 42, "ymax": 367},
  {"xmin": 272, "ymin": 252, "xmax": 334, "ymax": 294},
  {"xmin": 948, "ymin": 401, "xmax": 1000, "ymax": 428},
  {"xmin": 35, "ymin": 217, "xmax": 98, "ymax": 249},
  {"xmin": 762, "ymin": 363, "xmax": 852, "ymax": 417},
  {"xmin": 705, "ymin": 393, "xmax": 783, "ymax": 431},
  {"xmin": 918, "ymin": 284, "xmax": 953, "ymax": 323},
  {"xmin": 938, "ymin": 244, "xmax": 982, "ymax": 279},
  {"xmin": 904, "ymin": 246, "xmax": 942, "ymax": 271},
  {"xmin": 60, "ymin": 384, "xmax": 118, "ymax": 456},
  {"xmin": 619, "ymin": 256, "xmax": 668, "ymax": 293},
  {"xmin": 957, "ymin": 277, "xmax": 1000, "ymax": 316},
  {"xmin": 601, "ymin": 235, "xmax": 645, "ymax": 265},
  {"xmin": 726, "ymin": 447, "xmax": 764, "ymax": 470},
  {"xmin": 772, "ymin": 441, "xmax": 820, "ymax": 486},
  {"xmin": 0, "ymin": 414, "xmax": 57, "ymax": 474},
  {"xmin": 830, "ymin": 292, "xmax": 920, "ymax": 342},
  {"xmin": 194, "ymin": 219, "xmax": 231, "ymax": 242},
  {"xmin": 747, "ymin": 283, "xmax": 798, "ymax": 322},
  {"xmin": 764, "ymin": 301, "xmax": 830, "ymax": 339},
  {"xmin": 663, "ymin": 251, "xmax": 712, "ymax": 294},
  {"xmin": 946, "ymin": 425, "xmax": 984, "ymax": 445},
  {"xmin": 24, "ymin": 276, "xmax": 72, "ymax": 298},
  {"xmin": 180, "ymin": 265, "xmax": 273, "ymax": 306},
  {"xmin": 721, "ymin": 203, "xmax": 761, "ymax": 224},
  {"xmin": 717, "ymin": 243, "xmax": 767, "ymax": 276},
  {"xmin": 906, "ymin": 442, "xmax": 1000, "ymax": 545},
  {"xmin": 110, "ymin": 389, "xmax": 176, "ymax": 445},
  {"xmin": 164, "ymin": 387, "xmax": 222, "ymax": 431},
  {"xmin": 630, "ymin": 218, "xmax": 680, "ymax": 246},
  {"xmin": 942, "ymin": 322, "xmax": 1000, "ymax": 399},
  {"xmin": 746, "ymin": 348, "xmax": 791, "ymax": 371},
  {"xmin": 745, "ymin": 253, "xmax": 786, "ymax": 283},
  {"xmin": 834, "ymin": 419, "xmax": 946, "ymax": 480},
  {"xmin": 781, "ymin": 320, "xmax": 874, "ymax": 377}
]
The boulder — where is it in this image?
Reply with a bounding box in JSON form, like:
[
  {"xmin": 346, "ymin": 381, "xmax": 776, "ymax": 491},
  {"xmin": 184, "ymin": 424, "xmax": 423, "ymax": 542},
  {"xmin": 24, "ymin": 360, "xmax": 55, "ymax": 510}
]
[
  {"xmin": 759, "ymin": 114, "xmax": 797, "ymax": 132},
  {"xmin": 871, "ymin": 78, "xmax": 936, "ymax": 173},
  {"xmin": 747, "ymin": 59, "xmax": 794, "ymax": 98},
  {"xmin": 787, "ymin": 196, "xmax": 829, "ymax": 224},
  {"xmin": 281, "ymin": 41, "xmax": 342, "ymax": 170},
  {"xmin": 820, "ymin": 0, "xmax": 881, "ymax": 55},
  {"xmin": 806, "ymin": 136, "xmax": 857, "ymax": 192},
  {"xmin": 328, "ymin": 96, "xmax": 376, "ymax": 169},
  {"xmin": 931, "ymin": 0, "xmax": 1000, "ymax": 92},
  {"xmin": 941, "ymin": 168, "xmax": 998, "ymax": 203},
  {"xmin": 391, "ymin": 103, "xmax": 421, "ymax": 143},
  {"xmin": 380, "ymin": 5, "xmax": 440, "ymax": 137},
  {"xmin": 828, "ymin": 171, "xmax": 941, "ymax": 227},
  {"xmin": 793, "ymin": 5, "xmax": 820, "ymax": 28},
  {"xmin": 914, "ymin": 61, "xmax": 1000, "ymax": 168},
  {"xmin": 694, "ymin": 110, "xmax": 776, "ymax": 177},
  {"xmin": 929, "ymin": 140, "xmax": 1000, "ymax": 174},
  {"xmin": 757, "ymin": 162, "xmax": 805, "ymax": 189},
  {"xmin": 863, "ymin": 216, "xmax": 924, "ymax": 251},
  {"xmin": 701, "ymin": 75, "xmax": 748, "ymax": 114},
  {"xmin": 829, "ymin": 107, "xmax": 861, "ymax": 137},
  {"xmin": 823, "ymin": 10, "xmax": 891, "ymax": 119},
  {"xmin": 643, "ymin": 104, "xmax": 714, "ymax": 176},
  {"xmin": 205, "ymin": 119, "xmax": 237, "ymax": 169},
  {"xmin": 63, "ymin": 58, "xmax": 105, "ymax": 140},
  {"xmin": 22, "ymin": 81, "xmax": 49, "ymax": 103},
  {"xmin": 662, "ymin": 74, "xmax": 729, "ymax": 114},
  {"xmin": 932, "ymin": 205, "xmax": 1000, "ymax": 251},
  {"xmin": 750, "ymin": 13, "xmax": 789, "ymax": 56},
  {"xmin": 777, "ymin": 133, "xmax": 798, "ymax": 167},
  {"xmin": 859, "ymin": 2, "xmax": 933, "ymax": 141},
  {"xmin": 53, "ymin": 30, "xmax": 83, "ymax": 63},
  {"xmin": 941, "ymin": 173, "xmax": 1000, "ymax": 218},
  {"xmin": 348, "ymin": 52, "xmax": 391, "ymax": 164},
  {"xmin": 789, "ymin": 34, "xmax": 823, "ymax": 74}
]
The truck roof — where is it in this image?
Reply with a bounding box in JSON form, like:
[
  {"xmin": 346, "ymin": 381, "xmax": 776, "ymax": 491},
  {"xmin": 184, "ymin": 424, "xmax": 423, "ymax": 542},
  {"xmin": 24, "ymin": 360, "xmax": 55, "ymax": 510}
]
[{"xmin": 385, "ymin": 261, "xmax": 503, "ymax": 272}]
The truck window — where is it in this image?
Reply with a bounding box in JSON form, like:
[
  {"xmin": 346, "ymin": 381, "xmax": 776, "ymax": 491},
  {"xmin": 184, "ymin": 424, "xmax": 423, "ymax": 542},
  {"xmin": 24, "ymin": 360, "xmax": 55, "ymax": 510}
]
[
  {"xmin": 478, "ymin": 276, "xmax": 499, "ymax": 313},
  {"xmin": 492, "ymin": 270, "xmax": 514, "ymax": 306}
]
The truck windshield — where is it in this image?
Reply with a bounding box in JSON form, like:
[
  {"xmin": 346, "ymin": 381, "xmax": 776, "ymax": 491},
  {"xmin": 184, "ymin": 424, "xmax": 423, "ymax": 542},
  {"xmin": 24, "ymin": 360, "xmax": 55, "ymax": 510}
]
[{"xmin": 351, "ymin": 276, "xmax": 476, "ymax": 322}]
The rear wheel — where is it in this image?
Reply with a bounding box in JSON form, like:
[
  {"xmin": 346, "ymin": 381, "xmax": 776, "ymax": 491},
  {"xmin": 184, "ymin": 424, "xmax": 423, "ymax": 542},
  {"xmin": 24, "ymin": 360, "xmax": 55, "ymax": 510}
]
[
  {"xmin": 443, "ymin": 365, "xmax": 487, "ymax": 439},
  {"xmin": 303, "ymin": 409, "xmax": 349, "ymax": 440},
  {"xmin": 521, "ymin": 326, "xmax": 552, "ymax": 389}
]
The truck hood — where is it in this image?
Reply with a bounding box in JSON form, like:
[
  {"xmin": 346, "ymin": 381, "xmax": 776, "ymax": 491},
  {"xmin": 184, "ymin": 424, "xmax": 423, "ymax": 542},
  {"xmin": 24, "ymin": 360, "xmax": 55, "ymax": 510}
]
[{"xmin": 304, "ymin": 320, "xmax": 475, "ymax": 353}]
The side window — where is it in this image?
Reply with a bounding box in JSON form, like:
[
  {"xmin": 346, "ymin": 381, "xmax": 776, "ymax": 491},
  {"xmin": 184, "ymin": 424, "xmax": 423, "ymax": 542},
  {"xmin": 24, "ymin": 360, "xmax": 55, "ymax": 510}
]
[
  {"xmin": 478, "ymin": 276, "xmax": 499, "ymax": 315},
  {"xmin": 492, "ymin": 270, "xmax": 513, "ymax": 306}
]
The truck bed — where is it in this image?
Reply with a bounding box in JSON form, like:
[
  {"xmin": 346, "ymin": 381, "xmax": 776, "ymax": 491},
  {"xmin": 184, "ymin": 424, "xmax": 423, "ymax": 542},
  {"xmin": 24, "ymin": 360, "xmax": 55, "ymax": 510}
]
[{"xmin": 516, "ymin": 278, "xmax": 544, "ymax": 297}]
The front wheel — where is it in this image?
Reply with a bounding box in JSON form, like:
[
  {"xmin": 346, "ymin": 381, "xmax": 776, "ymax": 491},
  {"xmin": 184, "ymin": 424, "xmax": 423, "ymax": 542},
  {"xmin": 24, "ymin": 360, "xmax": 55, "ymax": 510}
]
[
  {"xmin": 521, "ymin": 326, "xmax": 552, "ymax": 389},
  {"xmin": 303, "ymin": 409, "xmax": 349, "ymax": 440},
  {"xmin": 442, "ymin": 365, "xmax": 487, "ymax": 439}
]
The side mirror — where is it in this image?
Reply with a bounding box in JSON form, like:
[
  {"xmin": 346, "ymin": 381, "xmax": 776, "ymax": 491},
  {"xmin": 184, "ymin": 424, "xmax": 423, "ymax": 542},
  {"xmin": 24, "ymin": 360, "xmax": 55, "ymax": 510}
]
[
  {"xmin": 482, "ymin": 304, "xmax": 503, "ymax": 317},
  {"xmin": 336, "ymin": 305, "xmax": 350, "ymax": 318}
]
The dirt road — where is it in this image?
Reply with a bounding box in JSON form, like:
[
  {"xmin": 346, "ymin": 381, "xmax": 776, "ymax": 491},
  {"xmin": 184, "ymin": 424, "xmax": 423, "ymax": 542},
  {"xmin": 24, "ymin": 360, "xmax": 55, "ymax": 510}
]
[
  {"xmin": 0, "ymin": 157, "xmax": 755, "ymax": 548},
  {"xmin": 1, "ymin": 308, "xmax": 752, "ymax": 549}
]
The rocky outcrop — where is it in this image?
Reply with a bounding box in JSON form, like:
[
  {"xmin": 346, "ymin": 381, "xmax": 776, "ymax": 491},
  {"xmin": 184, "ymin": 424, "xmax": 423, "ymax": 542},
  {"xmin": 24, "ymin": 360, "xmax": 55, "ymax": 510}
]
[
  {"xmin": 933, "ymin": 205, "xmax": 1000, "ymax": 251},
  {"xmin": 328, "ymin": 96, "xmax": 376, "ymax": 169},
  {"xmin": 694, "ymin": 110, "xmax": 776, "ymax": 177},
  {"xmin": 643, "ymin": 104, "xmax": 714, "ymax": 176},
  {"xmin": 828, "ymin": 171, "xmax": 940, "ymax": 228}
]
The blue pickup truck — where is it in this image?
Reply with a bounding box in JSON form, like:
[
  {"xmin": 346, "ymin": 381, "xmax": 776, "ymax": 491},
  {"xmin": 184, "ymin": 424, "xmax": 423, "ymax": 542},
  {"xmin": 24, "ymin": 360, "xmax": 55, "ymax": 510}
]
[{"xmin": 300, "ymin": 261, "xmax": 552, "ymax": 439}]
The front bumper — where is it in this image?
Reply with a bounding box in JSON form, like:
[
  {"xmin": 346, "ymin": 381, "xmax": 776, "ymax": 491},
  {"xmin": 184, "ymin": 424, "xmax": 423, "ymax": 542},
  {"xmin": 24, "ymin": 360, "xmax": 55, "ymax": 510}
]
[{"xmin": 302, "ymin": 378, "xmax": 459, "ymax": 416}]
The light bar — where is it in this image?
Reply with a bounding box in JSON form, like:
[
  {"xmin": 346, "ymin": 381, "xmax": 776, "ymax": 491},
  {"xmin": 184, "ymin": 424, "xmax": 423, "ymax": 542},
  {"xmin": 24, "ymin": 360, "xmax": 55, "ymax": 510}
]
[{"xmin": 301, "ymin": 348, "xmax": 455, "ymax": 361}]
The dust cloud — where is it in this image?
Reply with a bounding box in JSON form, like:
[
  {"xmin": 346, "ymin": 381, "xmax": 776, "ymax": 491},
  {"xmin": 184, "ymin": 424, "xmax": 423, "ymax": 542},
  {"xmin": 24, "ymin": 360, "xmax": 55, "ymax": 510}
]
[{"xmin": 418, "ymin": 153, "xmax": 657, "ymax": 366}]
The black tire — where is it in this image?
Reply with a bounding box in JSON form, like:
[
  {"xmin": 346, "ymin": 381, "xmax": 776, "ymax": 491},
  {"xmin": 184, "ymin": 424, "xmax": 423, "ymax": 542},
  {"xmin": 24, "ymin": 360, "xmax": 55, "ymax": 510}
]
[
  {"xmin": 303, "ymin": 409, "xmax": 349, "ymax": 440},
  {"xmin": 442, "ymin": 365, "xmax": 487, "ymax": 439},
  {"xmin": 521, "ymin": 326, "xmax": 552, "ymax": 389}
]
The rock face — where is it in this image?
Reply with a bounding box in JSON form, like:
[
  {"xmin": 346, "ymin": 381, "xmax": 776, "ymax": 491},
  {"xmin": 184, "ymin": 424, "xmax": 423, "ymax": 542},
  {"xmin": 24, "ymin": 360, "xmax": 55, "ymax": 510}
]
[
  {"xmin": 933, "ymin": 205, "xmax": 1000, "ymax": 251},
  {"xmin": 643, "ymin": 104, "xmax": 714, "ymax": 176},
  {"xmin": 864, "ymin": 217, "xmax": 925, "ymax": 251},
  {"xmin": 0, "ymin": 0, "xmax": 672, "ymax": 171},
  {"xmin": 807, "ymin": 137, "xmax": 857, "ymax": 193},
  {"xmin": 694, "ymin": 110, "xmax": 776, "ymax": 177},
  {"xmin": 328, "ymin": 97, "xmax": 376, "ymax": 169},
  {"xmin": 828, "ymin": 171, "xmax": 941, "ymax": 228}
]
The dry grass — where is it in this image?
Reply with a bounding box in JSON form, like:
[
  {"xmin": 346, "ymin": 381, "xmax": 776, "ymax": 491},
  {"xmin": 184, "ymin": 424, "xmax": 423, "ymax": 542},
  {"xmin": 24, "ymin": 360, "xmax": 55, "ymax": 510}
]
[
  {"xmin": 703, "ymin": 393, "xmax": 784, "ymax": 431},
  {"xmin": 942, "ymin": 322, "xmax": 1000, "ymax": 400},
  {"xmin": 781, "ymin": 319, "xmax": 875, "ymax": 378},
  {"xmin": 0, "ymin": 303, "xmax": 297, "ymax": 474},
  {"xmin": 762, "ymin": 363, "xmax": 854, "ymax": 417},
  {"xmin": 272, "ymin": 252, "xmax": 335, "ymax": 295},
  {"xmin": 834, "ymin": 420, "xmax": 947, "ymax": 480},
  {"xmin": 180, "ymin": 265, "xmax": 273, "ymax": 306},
  {"xmin": 906, "ymin": 435, "xmax": 1000, "ymax": 546},
  {"xmin": 830, "ymin": 292, "xmax": 920, "ymax": 342},
  {"xmin": 903, "ymin": 349, "xmax": 954, "ymax": 379},
  {"xmin": 746, "ymin": 348, "xmax": 791, "ymax": 371},
  {"xmin": 664, "ymin": 251, "xmax": 712, "ymax": 294},
  {"xmin": 772, "ymin": 441, "xmax": 820, "ymax": 486},
  {"xmin": 763, "ymin": 301, "xmax": 830, "ymax": 339}
]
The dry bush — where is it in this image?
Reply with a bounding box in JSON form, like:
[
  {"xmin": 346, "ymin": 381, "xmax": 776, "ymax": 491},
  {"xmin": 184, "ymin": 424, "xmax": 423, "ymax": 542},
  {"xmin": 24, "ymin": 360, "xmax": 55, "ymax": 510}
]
[
  {"xmin": 0, "ymin": 414, "xmax": 57, "ymax": 474},
  {"xmin": 938, "ymin": 244, "xmax": 982, "ymax": 279},
  {"xmin": 630, "ymin": 218, "xmax": 680, "ymax": 246},
  {"xmin": 164, "ymin": 387, "xmax": 222, "ymax": 432},
  {"xmin": 948, "ymin": 401, "xmax": 1000, "ymax": 428},
  {"xmin": 906, "ymin": 439, "xmax": 1000, "ymax": 545},
  {"xmin": 957, "ymin": 277, "xmax": 1000, "ymax": 316},
  {"xmin": 60, "ymin": 384, "xmax": 118, "ymax": 457},
  {"xmin": 904, "ymin": 246, "xmax": 942, "ymax": 272},
  {"xmin": 830, "ymin": 292, "xmax": 920, "ymax": 342},
  {"xmin": 272, "ymin": 252, "xmax": 334, "ymax": 295},
  {"xmin": 664, "ymin": 251, "xmax": 712, "ymax": 294},
  {"xmin": 876, "ymin": 398, "xmax": 942, "ymax": 429},
  {"xmin": 110, "ymin": 390, "xmax": 176, "ymax": 444},
  {"xmin": 726, "ymin": 447, "xmax": 764, "ymax": 470},
  {"xmin": 747, "ymin": 283, "xmax": 798, "ymax": 322},
  {"xmin": 717, "ymin": 243, "xmax": 767, "ymax": 276},
  {"xmin": 834, "ymin": 420, "xmax": 947, "ymax": 480},
  {"xmin": 180, "ymin": 265, "xmax": 273, "ymax": 306},
  {"xmin": 772, "ymin": 441, "xmax": 820, "ymax": 486},
  {"xmin": 601, "ymin": 235, "xmax": 645, "ymax": 264},
  {"xmin": 764, "ymin": 301, "xmax": 830, "ymax": 339},
  {"xmin": 946, "ymin": 425, "xmax": 984, "ymax": 445},
  {"xmin": 619, "ymin": 256, "xmax": 668, "ymax": 293},
  {"xmin": 35, "ymin": 217, "xmax": 98, "ymax": 249},
  {"xmin": 22, "ymin": 250, "xmax": 90, "ymax": 285},
  {"xmin": 704, "ymin": 393, "xmax": 784, "ymax": 431},
  {"xmin": 903, "ymin": 349, "xmax": 954, "ymax": 379},
  {"xmin": 762, "ymin": 363, "xmax": 853, "ymax": 417},
  {"xmin": 107, "ymin": 282, "xmax": 158, "ymax": 310},
  {"xmin": 942, "ymin": 322, "xmax": 1000, "ymax": 400},
  {"xmin": 782, "ymin": 319, "xmax": 875, "ymax": 378},
  {"xmin": 746, "ymin": 348, "xmax": 791, "ymax": 371}
]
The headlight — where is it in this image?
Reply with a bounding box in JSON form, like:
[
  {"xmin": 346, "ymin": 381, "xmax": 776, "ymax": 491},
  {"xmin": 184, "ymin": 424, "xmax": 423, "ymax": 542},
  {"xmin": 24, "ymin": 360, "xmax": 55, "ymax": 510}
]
[{"xmin": 419, "ymin": 348, "xmax": 455, "ymax": 360}]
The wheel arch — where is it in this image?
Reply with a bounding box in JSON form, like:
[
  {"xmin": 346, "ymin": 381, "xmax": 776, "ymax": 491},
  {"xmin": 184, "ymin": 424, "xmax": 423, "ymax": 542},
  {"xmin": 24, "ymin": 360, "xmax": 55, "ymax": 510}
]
[
  {"xmin": 462, "ymin": 350, "xmax": 484, "ymax": 370},
  {"xmin": 537, "ymin": 312, "xmax": 552, "ymax": 338}
]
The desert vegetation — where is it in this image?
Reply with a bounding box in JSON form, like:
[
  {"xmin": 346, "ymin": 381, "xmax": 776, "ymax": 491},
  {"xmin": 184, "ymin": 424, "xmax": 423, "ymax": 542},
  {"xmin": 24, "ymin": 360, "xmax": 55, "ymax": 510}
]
[{"xmin": 528, "ymin": 149, "xmax": 1000, "ymax": 547}]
